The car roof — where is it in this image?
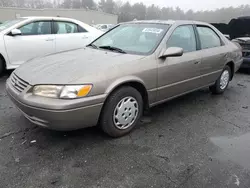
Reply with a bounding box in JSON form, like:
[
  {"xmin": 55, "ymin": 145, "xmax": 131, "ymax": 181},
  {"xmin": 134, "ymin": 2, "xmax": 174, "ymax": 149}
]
[
  {"xmin": 124, "ymin": 20, "xmax": 210, "ymax": 26},
  {"xmin": 18, "ymin": 16, "xmax": 101, "ymax": 33},
  {"xmin": 22, "ymin": 16, "xmax": 79, "ymax": 22}
]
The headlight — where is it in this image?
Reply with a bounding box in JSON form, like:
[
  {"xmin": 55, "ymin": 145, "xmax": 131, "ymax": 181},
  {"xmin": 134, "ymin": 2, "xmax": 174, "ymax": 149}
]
[
  {"xmin": 33, "ymin": 85, "xmax": 92, "ymax": 99},
  {"xmin": 60, "ymin": 85, "xmax": 92, "ymax": 99},
  {"xmin": 33, "ymin": 85, "xmax": 63, "ymax": 98}
]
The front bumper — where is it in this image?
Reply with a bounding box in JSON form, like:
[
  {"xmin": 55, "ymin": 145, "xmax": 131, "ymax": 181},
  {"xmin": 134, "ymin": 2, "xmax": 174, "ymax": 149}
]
[
  {"xmin": 240, "ymin": 57, "xmax": 250, "ymax": 69},
  {"xmin": 240, "ymin": 49, "xmax": 250, "ymax": 69},
  {"xmin": 235, "ymin": 58, "xmax": 244, "ymax": 72},
  {"xmin": 6, "ymin": 79, "xmax": 105, "ymax": 131}
]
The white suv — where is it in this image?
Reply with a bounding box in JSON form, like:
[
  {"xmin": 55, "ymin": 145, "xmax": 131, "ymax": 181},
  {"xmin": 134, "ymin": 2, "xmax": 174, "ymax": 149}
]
[{"xmin": 0, "ymin": 16, "xmax": 103, "ymax": 75}]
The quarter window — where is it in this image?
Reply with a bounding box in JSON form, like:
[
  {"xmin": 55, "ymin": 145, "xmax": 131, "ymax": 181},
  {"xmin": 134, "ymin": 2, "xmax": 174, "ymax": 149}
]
[
  {"xmin": 78, "ymin": 25, "xmax": 88, "ymax": 33},
  {"xmin": 19, "ymin": 21, "xmax": 52, "ymax": 35},
  {"xmin": 167, "ymin": 25, "xmax": 197, "ymax": 53},
  {"xmin": 197, "ymin": 26, "xmax": 221, "ymax": 49}
]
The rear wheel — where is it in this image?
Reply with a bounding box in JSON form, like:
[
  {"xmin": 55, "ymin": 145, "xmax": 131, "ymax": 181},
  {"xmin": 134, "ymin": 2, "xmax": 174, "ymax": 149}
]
[
  {"xmin": 209, "ymin": 65, "xmax": 231, "ymax": 94},
  {"xmin": 100, "ymin": 86, "xmax": 143, "ymax": 138}
]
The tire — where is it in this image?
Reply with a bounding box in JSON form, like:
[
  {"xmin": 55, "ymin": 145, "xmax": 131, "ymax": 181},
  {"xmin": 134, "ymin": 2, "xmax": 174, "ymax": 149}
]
[
  {"xmin": 100, "ymin": 86, "xmax": 143, "ymax": 138},
  {"xmin": 209, "ymin": 65, "xmax": 231, "ymax": 94},
  {"xmin": 0, "ymin": 58, "xmax": 4, "ymax": 76}
]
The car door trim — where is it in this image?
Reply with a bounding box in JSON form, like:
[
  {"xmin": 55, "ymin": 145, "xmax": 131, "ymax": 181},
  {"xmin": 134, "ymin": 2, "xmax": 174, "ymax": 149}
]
[
  {"xmin": 150, "ymin": 82, "xmax": 215, "ymax": 107},
  {"xmin": 193, "ymin": 25, "xmax": 201, "ymax": 50},
  {"xmin": 157, "ymin": 69, "xmax": 222, "ymax": 91}
]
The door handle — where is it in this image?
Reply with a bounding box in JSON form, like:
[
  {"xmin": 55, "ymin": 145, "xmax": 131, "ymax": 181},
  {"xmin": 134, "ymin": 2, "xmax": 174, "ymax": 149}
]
[
  {"xmin": 194, "ymin": 61, "xmax": 201, "ymax": 65},
  {"xmin": 82, "ymin": 36, "xmax": 89, "ymax": 39},
  {"xmin": 45, "ymin": 38, "xmax": 54, "ymax": 41}
]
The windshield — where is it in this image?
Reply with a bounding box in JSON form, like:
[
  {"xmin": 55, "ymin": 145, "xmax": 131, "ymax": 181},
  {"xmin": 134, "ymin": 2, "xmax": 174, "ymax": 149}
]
[
  {"xmin": 0, "ymin": 18, "xmax": 26, "ymax": 32},
  {"xmin": 92, "ymin": 23, "xmax": 170, "ymax": 55}
]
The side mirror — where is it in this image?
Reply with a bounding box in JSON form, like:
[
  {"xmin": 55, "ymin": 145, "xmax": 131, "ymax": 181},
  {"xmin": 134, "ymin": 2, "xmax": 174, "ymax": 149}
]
[
  {"xmin": 224, "ymin": 34, "xmax": 230, "ymax": 40},
  {"xmin": 10, "ymin": 29, "xmax": 22, "ymax": 36},
  {"xmin": 159, "ymin": 47, "xmax": 183, "ymax": 58}
]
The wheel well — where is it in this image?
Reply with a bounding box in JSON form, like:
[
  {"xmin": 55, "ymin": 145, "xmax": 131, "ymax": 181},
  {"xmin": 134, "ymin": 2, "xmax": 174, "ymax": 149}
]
[
  {"xmin": 226, "ymin": 61, "xmax": 234, "ymax": 80},
  {"xmin": 0, "ymin": 53, "xmax": 6, "ymax": 69},
  {"xmin": 108, "ymin": 81, "xmax": 149, "ymax": 110}
]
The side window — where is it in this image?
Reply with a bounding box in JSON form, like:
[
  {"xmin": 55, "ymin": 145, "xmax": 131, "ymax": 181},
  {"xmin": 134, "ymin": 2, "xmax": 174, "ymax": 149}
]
[
  {"xmin": 54, "ymin": 21, "xmax": 78, "ymax": 34},
  {"xmin": 19, "ymin": 21, "xmax": 52, "ymax": 35},
  {"xmin": 167, "ymin": 25, "xmax": 196, "ymax": 53},
  {"xmin": 78, "ymin": 25, "xmax": 88, "ymax": 33},
  {"xmin": 197, "ymin": 26, "xmax": 221, "ymax": 49}
]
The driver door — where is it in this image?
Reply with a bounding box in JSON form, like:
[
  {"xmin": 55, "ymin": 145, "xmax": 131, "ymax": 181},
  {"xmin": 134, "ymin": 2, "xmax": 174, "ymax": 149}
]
[
  {"xmin": 157, "ymin": 25, "xmax": 203, "ymax": 102},
  {"xmin": 4, "ymin": 20, "xmax": 55, "ymax": 65}
]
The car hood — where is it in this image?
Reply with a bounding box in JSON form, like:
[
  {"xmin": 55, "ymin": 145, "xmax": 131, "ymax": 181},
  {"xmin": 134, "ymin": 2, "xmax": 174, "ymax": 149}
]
[{"xmin": 14, "ymin": 48, "xmax": 145, "ymax": 85}]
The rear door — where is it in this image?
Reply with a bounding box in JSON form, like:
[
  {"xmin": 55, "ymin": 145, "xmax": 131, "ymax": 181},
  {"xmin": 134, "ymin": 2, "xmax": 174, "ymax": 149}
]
[
  {"xmin": 157, "ymin": 25, "xmax": 204, "ymax": 102},
  {"xmin": 195, "ymin": 25, "xmax": 228, "ymax": 85},
  {"xmin": 53, "ymin": 20, "xmax": 92, "ymax": 52},
  {"xmin": 4, "ymin": 20, "xmax": 55, "ymax": 65}
]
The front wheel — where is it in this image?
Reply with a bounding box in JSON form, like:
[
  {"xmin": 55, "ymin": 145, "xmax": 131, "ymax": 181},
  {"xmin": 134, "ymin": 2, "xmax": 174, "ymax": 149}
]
[
  {"xmin": 100, "ymin": 86, "xmax": 143, "ymax": 138},
  {"xmin": 0, "ymin": 58, "xmax": 4, "ymax": 76},
  {"xmin": 209, "ymin": 65, "xmax": 231, "ymax": 94}
]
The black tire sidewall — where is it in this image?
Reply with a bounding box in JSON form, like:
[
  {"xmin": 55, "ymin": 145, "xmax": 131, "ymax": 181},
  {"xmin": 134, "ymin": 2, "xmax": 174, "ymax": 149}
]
[
  {"xmin": 0, "ymin": 58, "xmax": 4, "ymax": 76},
  {"xmin": 100, "ymin": 86, "xmax": 143, "ymax": 137}
]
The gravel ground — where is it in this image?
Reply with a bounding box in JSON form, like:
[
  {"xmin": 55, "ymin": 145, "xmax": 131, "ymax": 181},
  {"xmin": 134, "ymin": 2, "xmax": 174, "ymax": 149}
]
[{"xmin": 0, "ymin": 71, "xmax": 250, "ymax": 188}]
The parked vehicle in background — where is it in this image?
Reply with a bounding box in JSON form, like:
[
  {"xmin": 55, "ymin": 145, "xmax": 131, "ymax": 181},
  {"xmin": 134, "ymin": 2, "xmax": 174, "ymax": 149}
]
[
  {"xmin": 210, "ymin": 23, "xmax": 230, "ymax": 36},
  {"xmin": 229, "ymin": 17, "xmax": 250, "ymax": 69},
  {"xmin": 0, "ymin": 16, "xmax": 103, "ymax": 75},
  {"xmin": 95, "ymin": 24, "xmax": 115, "ymax": 32},
  {"xmin": 6, "ymin": 20, "xmax": 242, "ymax": 137}
]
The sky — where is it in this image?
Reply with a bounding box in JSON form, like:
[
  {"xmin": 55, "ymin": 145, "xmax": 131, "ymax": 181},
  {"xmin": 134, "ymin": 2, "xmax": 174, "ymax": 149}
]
[{"xmin": 126, "ymin": 0, "xmax": 250, "ymax": 11}]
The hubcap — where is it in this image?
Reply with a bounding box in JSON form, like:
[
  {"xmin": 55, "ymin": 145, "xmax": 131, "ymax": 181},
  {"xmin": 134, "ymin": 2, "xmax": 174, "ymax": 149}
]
[
  {"xmin": 113, "ymin": 96, "xmax": 139, "ymax": 130},
  {"xmin": 220, "ymin": 70, "xmax": 230, "ymax": 90}
]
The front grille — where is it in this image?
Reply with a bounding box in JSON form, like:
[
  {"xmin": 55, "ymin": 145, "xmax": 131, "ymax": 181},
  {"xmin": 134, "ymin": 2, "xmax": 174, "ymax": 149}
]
[
  {"xmin": 10, "ymin": 73, "xmax": 29, "ymax": 93},
  {"xmin": 240, "ymin": 43, "xmax": 250, "ymax": 50},
  {"xmin": 243, "ymin": 51, "xmax": 250, "ymax": 57}
]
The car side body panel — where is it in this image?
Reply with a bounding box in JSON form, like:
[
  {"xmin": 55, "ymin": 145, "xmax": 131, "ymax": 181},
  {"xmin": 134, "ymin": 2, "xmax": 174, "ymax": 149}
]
[
  {"xmin": 157, "ymin": 51, "xmax": 203, "ymax": 102},
  {"xmin": 0, "ymin": 34, "xmax": 10, "ymax": 66},
  {"xmin": 97, "ymin": 56, "xmax": 158, "ymax": 105},
  {"xmin": 198, "ymin": 46, "xmax": 226, "ymax": 86}
]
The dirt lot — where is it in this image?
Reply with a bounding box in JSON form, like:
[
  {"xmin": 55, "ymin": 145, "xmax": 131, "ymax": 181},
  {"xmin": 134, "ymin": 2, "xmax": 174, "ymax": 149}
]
[{"xmin": 0, "ymin": 72, "xmax": 250, "ymax": 188}]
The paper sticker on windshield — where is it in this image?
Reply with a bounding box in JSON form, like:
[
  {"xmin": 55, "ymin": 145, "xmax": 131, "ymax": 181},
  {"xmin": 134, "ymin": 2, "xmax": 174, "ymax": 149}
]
[{"xmin": 142, "ymin": 28, "xmax": 163, "ymax": 34}]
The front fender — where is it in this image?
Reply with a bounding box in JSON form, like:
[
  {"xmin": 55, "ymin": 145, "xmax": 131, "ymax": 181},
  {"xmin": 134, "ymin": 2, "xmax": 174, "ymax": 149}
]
[
  {"xmin": 105, "ymin": 75, "xmax": 146, "ymax": 94},
  {"xmin": 0, "ymin": 34, "xmax": 10, "ymax": 68}
]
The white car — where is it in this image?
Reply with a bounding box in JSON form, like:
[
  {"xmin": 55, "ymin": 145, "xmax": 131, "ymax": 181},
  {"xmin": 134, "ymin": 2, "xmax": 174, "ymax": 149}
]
[{"xmin": 0, "ymin": 16, "xmax": 103, "ymax": 75}]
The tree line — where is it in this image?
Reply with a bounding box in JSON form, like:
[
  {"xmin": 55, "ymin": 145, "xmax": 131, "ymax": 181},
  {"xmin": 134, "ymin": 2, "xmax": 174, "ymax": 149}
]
[{"xmin": 0, "ymin": 0, "xmax": 250, "ymax": 23}]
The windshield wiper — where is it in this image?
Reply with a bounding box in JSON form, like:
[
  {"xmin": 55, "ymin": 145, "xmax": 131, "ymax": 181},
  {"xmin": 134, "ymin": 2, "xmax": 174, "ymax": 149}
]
[
  {"xmin": 98, "ymin": 46, "xmax": 126, "ymax": 54},
  {"xmin": 86, "ymin": 43, "xmax": 98, "ymax": 49}
]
